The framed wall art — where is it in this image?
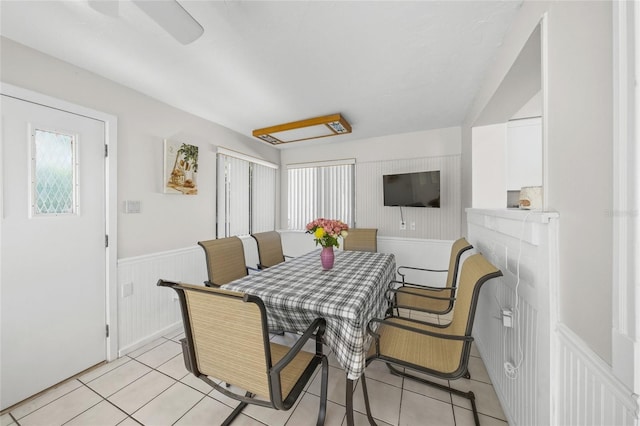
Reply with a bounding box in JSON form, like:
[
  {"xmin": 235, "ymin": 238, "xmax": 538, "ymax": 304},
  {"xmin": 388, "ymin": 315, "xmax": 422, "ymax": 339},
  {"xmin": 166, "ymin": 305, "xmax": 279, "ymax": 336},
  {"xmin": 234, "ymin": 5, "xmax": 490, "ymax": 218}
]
[{"xmin": 164, "ymin": 139, "xmax": 198, "ymax": 195}]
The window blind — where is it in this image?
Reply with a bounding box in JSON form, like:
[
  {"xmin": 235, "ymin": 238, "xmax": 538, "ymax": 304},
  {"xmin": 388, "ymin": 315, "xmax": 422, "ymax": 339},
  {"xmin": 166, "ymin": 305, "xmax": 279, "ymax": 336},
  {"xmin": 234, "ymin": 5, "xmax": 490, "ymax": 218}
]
[
  {"xmin": 251, "ymin": 163, "xmax": 276, "ymax": 233},
  {"xmin": 217, "ymin": 151, "xmax": 277, "ymax": 237},
  {"xmin": 287, "ymin": 162, "xmax": 354, "ymax": 230}
]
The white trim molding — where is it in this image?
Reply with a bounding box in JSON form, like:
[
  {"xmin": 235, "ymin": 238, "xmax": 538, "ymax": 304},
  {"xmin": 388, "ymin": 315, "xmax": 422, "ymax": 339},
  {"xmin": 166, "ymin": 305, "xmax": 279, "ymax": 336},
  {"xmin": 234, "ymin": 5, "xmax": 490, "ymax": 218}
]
[
  {"xmin": 612, "ymin": 0, "xmax": 639, "ymax": 397},
  {"xmin": 287, "ymin": 158, "xmax": 356, "ymax": 169},
  {"xmin": 216, "ymin": 146, "xmax": 279, "ymax": 169}
]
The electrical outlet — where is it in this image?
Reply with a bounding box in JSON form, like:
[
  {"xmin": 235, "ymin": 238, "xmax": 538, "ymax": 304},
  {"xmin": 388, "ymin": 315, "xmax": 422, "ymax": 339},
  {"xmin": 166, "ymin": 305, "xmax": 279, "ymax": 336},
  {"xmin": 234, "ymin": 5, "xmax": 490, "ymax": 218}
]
[
  {"xmin": 410, "ymin": 221, "xmax": 416, "ymax": 230},
  {"xmin": 400, "ymin": 221, "xmax": 406, "ymax": 230},
  {"xmin": 501, "ymin": 309, "xmax": 513, "ymax": 327},
  {"xmin": 122, "ymin": 282, "xmax": 133, "ymax": 297}
]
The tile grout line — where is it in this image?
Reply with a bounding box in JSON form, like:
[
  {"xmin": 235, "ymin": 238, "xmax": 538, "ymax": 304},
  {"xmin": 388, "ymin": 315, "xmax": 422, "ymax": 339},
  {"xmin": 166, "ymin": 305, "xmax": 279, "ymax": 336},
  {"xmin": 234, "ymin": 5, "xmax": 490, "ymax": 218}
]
[
  {"xmin": 8, "ymin": 331, "xmax": 507, "ymax": 426},
  {"xmin": 396, "ymin": 375, "xmax": 405, "ymax": 426},
  {"xmin": 168, "ymin": 393, "xmax": 206, "ymax": 426},
  {"xmin": 71, "ymin": 381, "xmax": 136, "ymax": 425}
]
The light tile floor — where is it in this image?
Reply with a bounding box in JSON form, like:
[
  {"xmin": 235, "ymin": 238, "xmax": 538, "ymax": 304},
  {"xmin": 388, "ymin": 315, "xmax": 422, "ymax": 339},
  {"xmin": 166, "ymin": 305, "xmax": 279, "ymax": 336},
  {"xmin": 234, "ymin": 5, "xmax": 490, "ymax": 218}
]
[{"xmin": 2, "ymin": 324, "xmax": 508, "ymax": 426}]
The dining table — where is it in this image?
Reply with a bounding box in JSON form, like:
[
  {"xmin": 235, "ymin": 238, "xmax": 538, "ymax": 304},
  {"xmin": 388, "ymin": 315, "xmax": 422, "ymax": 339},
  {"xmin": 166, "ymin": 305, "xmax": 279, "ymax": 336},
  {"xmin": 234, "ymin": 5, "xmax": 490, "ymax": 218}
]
[{"xmin": 221, "ymin": 248, "xmax": 396, "ymax": 425}]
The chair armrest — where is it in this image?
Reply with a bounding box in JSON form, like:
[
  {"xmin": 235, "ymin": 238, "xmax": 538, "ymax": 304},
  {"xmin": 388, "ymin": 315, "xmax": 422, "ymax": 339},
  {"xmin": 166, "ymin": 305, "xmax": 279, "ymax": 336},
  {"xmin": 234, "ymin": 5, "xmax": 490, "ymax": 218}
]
[
  {"xmin": 389, "ymin": 287, "xmax": 454, "ymax": 302},
  {"xmin": 368, "ymin": 317, "xmax": 473, "ymax": 342},
  {"xmin": 397, "ymin": 265, "xmax": 447, "ymax": 278},
  {"xmin": 395, "ymin": 280, "xmax": 451, "ymax": 292},
  {"xmin": 271, "ymin": 317, "xmax": 326, "ymax": 375}
]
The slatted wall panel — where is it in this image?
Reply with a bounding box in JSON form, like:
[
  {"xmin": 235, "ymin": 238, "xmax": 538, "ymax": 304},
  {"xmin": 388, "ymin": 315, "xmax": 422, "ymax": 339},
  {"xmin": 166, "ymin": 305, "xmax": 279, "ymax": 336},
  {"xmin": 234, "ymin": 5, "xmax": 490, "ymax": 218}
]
[
  {"xmin": 556, "ymin": 325, "xmax": 638, "ymax": 426},
  {"xmin": 355, "ymin": 155, "xmax": 460, "ymax": 239},
  {"xmin": 117, "ymin": 246, "xmax": 207, "ymax": 355},
  {"xmin": 467, "ymin": 210, "xmax": 556, "ymax": 426},
  {"xmin": 481, "ymin": 282, "xmax": 542, "ymax": 426}
]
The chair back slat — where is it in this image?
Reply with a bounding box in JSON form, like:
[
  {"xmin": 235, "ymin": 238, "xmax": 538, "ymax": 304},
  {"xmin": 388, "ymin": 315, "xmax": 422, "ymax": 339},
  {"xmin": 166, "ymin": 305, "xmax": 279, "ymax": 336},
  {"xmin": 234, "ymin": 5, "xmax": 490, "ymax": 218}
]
[
  {"xmin": 181, "ymin": 284, "xmax": 271, "ymax": 397},
  {"xmin": 252, "ymin": 231, "xmax": 285, "ymax": 268},
  {"xmin": 343, "ymin": 228, "xmax": 378, "ymax": 252},
  {"xmin": 448, "ymin": 253, "xmax": 501, "ymax": 337},
  {"xmin": 198, "ymin": 237, "xmax": 248, "ymax": 286},
  {"xmin": 445, "ymin": 237, "xmax": 473, "ymax": 288}
]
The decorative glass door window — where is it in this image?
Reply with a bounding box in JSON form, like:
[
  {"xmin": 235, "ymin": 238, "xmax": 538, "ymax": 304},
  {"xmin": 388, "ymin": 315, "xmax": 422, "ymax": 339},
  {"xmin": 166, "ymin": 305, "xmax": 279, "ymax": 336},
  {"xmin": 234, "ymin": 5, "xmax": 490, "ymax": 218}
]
[{"xmin": 31, "ymin": 128, "xmax": 77, "ymax": 215}]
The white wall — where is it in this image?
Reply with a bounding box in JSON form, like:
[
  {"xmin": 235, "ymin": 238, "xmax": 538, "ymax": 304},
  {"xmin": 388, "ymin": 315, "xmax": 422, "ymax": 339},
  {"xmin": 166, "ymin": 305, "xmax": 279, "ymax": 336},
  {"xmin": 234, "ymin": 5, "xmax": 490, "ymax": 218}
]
[
  {"xmin": 280, "ymin": 127, "xmax": 462, "ymax": 238},
  {"xmin": 0, "ymin": 37, "xmax": 279, "ymax": 258},
  {"xmin": 462, "ymin": 0, "xmax": 614, "ymax": 366},
  {"xmin": 471, "ymin": 123, "xmax": 507, "ymax": 208},
  {"xmin": 545, "ymin": 0, "xmax": 613, "ymax": 363}
]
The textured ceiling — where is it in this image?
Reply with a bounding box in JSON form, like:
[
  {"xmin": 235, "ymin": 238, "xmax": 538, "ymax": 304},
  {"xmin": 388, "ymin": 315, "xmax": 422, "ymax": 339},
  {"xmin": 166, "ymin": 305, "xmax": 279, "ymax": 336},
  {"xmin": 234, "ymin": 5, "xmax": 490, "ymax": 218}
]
[{"xmin": 0, "ymin": 0, "xmax": 523, "ymax": 148}]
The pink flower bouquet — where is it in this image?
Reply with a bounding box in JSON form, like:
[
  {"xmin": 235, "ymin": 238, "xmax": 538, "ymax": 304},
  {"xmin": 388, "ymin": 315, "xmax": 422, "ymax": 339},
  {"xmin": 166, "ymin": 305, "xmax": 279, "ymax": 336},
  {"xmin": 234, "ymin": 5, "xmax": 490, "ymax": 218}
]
[{"xmin": 305, "ymin": 218, "xmax": 349, "ymax": 248}]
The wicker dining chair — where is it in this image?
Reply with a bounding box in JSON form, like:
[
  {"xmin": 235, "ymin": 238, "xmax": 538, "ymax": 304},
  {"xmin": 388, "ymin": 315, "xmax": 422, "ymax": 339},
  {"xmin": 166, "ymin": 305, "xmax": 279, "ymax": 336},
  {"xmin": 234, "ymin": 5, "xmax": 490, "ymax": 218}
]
[
  {"xmin": 198, "ymin": 237, "xmax": 254, "ymax": 287},
  {"xmin": 251, "ymin": 231, "xmax": 293, "ymax": 269},
  {"xmin": 343, "ymin": 228, "xmax": 378, "ymax": 252},
  {"xmin": 389, "ymin": 237, "xmax": 473, "ymax": 316},
  {"xmin": 157, "ymin": 280, "xmax": 329, "ymax": 426},
  {"xmin": 361, "ymin": 253, "xmax": 502, "ymax": 426}
]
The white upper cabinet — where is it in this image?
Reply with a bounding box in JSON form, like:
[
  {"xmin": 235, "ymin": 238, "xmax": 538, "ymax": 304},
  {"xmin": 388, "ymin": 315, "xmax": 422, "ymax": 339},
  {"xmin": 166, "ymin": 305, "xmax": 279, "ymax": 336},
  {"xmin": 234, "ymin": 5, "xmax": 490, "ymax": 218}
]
[{"xmin": 506, "ymin": 117, "xmax": 542, "ymax": 191}]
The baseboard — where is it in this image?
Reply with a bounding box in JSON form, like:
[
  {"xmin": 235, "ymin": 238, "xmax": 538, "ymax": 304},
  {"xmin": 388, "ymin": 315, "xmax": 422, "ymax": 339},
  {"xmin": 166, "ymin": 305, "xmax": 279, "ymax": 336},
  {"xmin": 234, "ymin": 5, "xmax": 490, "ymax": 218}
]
[{"xmin": 118, "ymin": 321, "xmax": 183, "ymax": 357}]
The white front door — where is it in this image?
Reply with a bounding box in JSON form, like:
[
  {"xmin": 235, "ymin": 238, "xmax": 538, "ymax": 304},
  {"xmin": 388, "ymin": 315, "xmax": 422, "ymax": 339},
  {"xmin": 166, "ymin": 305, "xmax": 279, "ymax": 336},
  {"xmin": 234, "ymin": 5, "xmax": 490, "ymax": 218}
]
[{"xmin": 1, "ymin": 95, "xmax": 107, "ymax": 410}]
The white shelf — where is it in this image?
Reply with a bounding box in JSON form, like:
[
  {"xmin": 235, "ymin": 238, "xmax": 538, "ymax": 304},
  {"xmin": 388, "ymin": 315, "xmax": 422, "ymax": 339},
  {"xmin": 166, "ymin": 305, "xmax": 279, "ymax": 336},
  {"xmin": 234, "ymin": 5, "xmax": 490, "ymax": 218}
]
[{"xmin": 466, "ymin": 208, "xmax": 559, "ymax": 224}]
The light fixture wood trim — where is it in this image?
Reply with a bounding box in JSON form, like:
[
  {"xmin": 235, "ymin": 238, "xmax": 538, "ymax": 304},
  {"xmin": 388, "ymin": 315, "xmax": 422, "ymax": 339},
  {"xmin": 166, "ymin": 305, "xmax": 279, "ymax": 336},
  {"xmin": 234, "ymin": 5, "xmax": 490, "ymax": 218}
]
[{"xmin": 252, "ymin": 113, "xmax": 352, "ymax": 145}]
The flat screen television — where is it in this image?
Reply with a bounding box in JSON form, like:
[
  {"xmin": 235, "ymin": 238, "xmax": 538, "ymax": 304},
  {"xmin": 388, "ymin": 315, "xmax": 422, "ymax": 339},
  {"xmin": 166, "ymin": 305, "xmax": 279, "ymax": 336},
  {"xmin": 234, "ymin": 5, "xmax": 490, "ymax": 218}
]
[{"xmin": 383, "ymin": 171, "xmax": 440, "ymax": 208}]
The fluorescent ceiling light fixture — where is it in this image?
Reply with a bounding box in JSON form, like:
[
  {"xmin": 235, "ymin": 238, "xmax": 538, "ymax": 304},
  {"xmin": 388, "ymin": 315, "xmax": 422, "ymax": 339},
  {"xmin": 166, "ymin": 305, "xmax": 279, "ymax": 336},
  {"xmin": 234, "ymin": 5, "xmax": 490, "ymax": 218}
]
[
  {"xmin": 132, "ymin": 0, "xmax": 204, "ymax": 45},
  {"xmin": 253, "ymin": 114, "xmax": 352, "ymax": 145}
]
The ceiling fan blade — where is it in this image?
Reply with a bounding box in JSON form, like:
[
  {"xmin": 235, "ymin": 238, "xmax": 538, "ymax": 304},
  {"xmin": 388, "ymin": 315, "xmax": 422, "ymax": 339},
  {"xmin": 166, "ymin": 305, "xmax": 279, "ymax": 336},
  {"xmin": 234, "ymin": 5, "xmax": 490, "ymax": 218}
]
[{"xmin": 132, "ymin": 0, "xmax": 204, "ymax": 45}]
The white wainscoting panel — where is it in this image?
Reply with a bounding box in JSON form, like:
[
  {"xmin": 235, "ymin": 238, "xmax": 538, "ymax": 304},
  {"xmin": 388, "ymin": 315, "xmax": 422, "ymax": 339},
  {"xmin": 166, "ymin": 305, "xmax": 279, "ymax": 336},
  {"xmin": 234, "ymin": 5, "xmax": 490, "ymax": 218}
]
[
  {"xmin": 556, "ymin": 324, "xmax": 638, "ymax": 426},
  {"xmin": 467, "ymin": 208, "xmax": 559, "ymax": 426},
  {"xmin": 377, "ymin": 236, "xmax": 452, "ymax": 286},
  {"xmin": 117, "ymin": 246, "xmax": 207, "ymax": 356},
  {"xmin": 468, "ymin": 208, "xmax": 639, "ymax": 426},
  {"xmin": 356, "ymin": 155, "xmax": 460, "ymax": 240}
]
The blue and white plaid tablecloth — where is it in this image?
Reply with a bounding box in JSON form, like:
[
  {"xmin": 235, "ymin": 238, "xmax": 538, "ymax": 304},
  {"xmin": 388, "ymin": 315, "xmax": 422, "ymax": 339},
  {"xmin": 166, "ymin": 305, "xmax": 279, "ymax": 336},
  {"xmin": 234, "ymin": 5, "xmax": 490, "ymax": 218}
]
[{"xmin": 222, "ymin": 249, "xmax": 396, "ymax": 379}]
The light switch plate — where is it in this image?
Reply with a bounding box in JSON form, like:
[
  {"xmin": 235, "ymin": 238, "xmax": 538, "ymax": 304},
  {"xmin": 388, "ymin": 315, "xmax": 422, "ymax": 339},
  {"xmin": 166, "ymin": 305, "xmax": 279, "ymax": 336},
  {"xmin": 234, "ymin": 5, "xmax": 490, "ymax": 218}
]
[{"xmin": 124, "ymin": 200, "xmax": 141, "ymax": 214}]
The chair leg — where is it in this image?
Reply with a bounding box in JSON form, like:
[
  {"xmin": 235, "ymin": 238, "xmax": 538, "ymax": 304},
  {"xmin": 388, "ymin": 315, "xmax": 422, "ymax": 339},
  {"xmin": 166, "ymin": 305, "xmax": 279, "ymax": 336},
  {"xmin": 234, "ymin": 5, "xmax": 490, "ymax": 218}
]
[
  {"xmin": 316, "ymin": 356, "xmax": 328, "ymax": 426},
  {"xmin": 359, "ymin": 374, "xmax": 378, "ymax": 426},
  {"xmin": 468, "ymin": 391, "xmax": 480, "ymax": 426},
  {"xmin": 221, "ymin": 392, "xmax": 252, "ymax": 426},
  {"xmin": 345, "ymin": 379, "xmax": 354, "ymax": 426},
  {"xmin": 221, "ymin": 402, "xmax": 247, "ymax": 426},
  {"xmin": 386, "ymin": 365, "xmax": 480, "ymax": 426}
]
